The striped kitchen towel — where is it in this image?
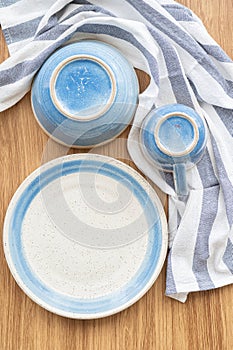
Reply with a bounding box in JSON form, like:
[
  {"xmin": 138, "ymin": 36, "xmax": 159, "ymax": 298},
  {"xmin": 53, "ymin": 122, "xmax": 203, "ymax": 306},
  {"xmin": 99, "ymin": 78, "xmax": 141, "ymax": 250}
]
[{"xmin": 0, "ymin": 0, "xmax": 233, "ymax": 302}]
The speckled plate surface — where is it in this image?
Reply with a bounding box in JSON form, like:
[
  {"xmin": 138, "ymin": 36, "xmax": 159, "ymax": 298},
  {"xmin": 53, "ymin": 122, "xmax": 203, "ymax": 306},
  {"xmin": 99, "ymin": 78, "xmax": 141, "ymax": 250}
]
[{"xmin": 3, "ymin": 154, "xmax": 167, "ymax": 319}]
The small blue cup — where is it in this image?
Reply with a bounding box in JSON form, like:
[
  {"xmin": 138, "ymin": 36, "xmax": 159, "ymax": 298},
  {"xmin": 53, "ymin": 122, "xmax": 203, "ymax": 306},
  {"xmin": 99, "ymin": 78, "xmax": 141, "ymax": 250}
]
[{"xmin": 140, "ymin": 104, "xmax": 207, "ymax": 196}]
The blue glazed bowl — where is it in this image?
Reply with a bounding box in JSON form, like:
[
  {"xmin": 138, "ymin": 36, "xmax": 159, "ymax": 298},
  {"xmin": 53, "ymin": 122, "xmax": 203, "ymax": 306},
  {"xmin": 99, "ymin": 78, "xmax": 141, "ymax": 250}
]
[
  {"xmin": 31, "ymin": 40, "xmax": 139, "ymax": 148},
  {"xmin": 140, "ymin": 104, "xmax": 208, "ymax": 195}
]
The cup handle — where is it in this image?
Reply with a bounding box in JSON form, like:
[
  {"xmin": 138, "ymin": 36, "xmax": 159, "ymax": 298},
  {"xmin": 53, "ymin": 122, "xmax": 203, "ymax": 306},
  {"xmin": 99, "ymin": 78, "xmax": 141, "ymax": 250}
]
[{"xmin": 173, "ymin": 163, "xmax": 188, "ymax": 196}]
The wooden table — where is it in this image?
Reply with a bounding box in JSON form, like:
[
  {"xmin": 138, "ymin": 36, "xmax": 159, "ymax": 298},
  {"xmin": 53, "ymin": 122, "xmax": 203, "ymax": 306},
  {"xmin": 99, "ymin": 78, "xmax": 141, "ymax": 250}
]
[{"xmin": 0, "ymin": 1, "xmax": 232, "ymax": 349}]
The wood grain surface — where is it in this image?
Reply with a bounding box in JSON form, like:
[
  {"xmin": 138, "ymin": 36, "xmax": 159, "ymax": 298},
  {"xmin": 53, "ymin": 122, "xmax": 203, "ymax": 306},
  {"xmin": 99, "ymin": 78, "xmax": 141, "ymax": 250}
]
[{"xmin": 0, "ymin": 1, "xmax": 232, "ymax": 349}]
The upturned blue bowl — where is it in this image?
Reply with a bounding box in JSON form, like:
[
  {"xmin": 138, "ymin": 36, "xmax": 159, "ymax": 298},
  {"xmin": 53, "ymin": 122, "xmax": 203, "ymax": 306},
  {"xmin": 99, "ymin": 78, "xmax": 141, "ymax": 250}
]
[{"xmin": 31, "ymin": 40, "xmax": 139, "ymax": 148}]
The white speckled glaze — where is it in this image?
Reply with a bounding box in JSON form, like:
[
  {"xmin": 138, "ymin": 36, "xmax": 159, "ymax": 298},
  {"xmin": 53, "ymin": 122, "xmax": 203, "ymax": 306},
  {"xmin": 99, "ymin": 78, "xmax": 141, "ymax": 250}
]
[{"xmin": 3, "ymin": 154, "xmax": 167, "ymax": 319}]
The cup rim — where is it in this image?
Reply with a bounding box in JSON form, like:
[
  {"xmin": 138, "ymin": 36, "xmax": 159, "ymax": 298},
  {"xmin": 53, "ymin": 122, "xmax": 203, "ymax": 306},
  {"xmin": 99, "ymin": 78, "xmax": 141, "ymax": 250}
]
[
  {"xmin": 154, "ymin": 111, "xmax": 200, "ymax": 157},
  {"xmin": 50, "ymin": 54, "xmax": 117, "ymax": 122}
]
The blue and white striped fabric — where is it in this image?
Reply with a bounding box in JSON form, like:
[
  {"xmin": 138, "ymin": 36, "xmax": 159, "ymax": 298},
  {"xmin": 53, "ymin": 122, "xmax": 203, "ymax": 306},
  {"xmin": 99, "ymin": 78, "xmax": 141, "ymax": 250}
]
[{"xmin": 0, "ymin": 0, "xmax": 233, "ymax": 302}]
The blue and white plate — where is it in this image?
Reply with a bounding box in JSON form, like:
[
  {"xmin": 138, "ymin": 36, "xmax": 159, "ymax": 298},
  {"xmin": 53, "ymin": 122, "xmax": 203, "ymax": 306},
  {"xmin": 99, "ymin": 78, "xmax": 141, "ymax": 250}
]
[
  {"xmin": 3, "ymin": 154, "xmax": 167, "ymax": 319},
  {"xmin": 31, "ymin": 41, "xmax": 139, "ymax": 148}
]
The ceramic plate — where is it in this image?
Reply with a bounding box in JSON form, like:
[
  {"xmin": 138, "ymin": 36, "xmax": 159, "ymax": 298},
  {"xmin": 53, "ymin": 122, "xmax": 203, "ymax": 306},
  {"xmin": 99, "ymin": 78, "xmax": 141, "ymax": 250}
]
[
  {"xmin": 31, "ymin": 40, "xmax": 139, "ymax": 148},
  {"xmin": 3, "ymin": 154, "xmax": 167, "ymax": 319}
]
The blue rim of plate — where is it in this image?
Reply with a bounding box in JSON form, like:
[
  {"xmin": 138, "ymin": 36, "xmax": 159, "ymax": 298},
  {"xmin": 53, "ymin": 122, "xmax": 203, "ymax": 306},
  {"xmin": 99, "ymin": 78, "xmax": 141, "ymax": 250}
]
[
  {"xmin": 31, "ymin": 41, "xmax": 139, "ymax": 148},
  {"xmin": 3, "ymin": 154, "xmax": 167, "ymax": 319}
]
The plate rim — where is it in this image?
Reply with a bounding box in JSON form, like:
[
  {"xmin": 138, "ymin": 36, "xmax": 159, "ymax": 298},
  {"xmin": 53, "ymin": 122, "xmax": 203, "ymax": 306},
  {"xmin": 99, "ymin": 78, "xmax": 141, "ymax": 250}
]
[{"xmin": 3, "ymin": 154, "xmax": 168, "ymax": 319}]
